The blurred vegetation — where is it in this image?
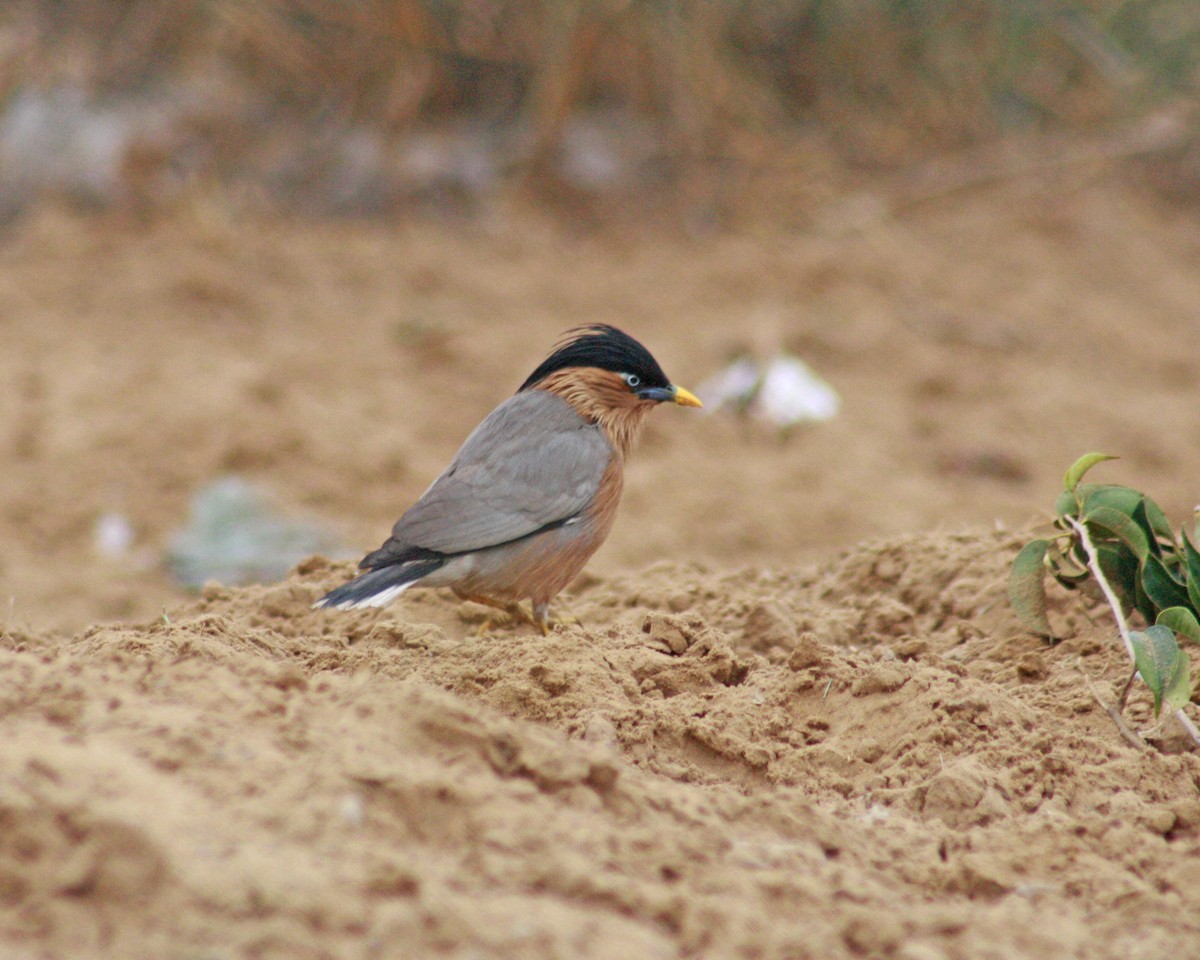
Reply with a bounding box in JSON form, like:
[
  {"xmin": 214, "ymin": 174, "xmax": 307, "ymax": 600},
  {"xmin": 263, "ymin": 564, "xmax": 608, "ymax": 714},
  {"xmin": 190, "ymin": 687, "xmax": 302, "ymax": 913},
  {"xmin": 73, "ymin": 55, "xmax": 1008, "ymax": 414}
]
[{"xmin": 0, "ymin": 0, "xmax": 1197, "ymax": 218}]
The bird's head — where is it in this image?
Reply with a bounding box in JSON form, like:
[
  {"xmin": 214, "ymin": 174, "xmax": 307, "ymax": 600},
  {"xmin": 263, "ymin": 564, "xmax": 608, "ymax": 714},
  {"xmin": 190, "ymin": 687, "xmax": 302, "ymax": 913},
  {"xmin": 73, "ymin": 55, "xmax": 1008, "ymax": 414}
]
[
  {"xmin": 520, "ymin": 325, "xmax": 702, "ymax": 406},
  {"xmin": 520, "ymin": 325, "xmax": 701, "ymax": 455}
]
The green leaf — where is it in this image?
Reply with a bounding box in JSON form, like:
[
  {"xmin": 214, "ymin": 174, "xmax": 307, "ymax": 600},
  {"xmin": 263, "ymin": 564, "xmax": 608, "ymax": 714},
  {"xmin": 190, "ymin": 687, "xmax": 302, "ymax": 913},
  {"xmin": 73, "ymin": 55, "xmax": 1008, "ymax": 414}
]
[
  {"xmin": 1046, "ymin": 539, "xmax": 1088, "ymax": 587},
  {"xmin": 1131, "ymin": 625, "xmax": 1186, "ymax": 716},
  {"xmin": 1079, "ymin": 484, "xmax": 1144, "ymax": 519},
  {"xmin": 1141, "ymin": 553, "xmax": 1192, "ymax": 614},
  {"xmin": 1165, "ymin": 647, "xmax": 1193, "ymax": 712},
  {"xmin": 1064, "ymin": 453, "xmax": 1118, "ymax": 494},
  {"xmin": 1184, "ymin": 528, "xmax": 1200, "ymax": 576},
  {"xmin": 1096, "ymin": 544, "xmax": 1139, "ymax": 613},
  {"xmin": 1065, "ymin": 532, "xmax": 1089, "ymax": 572},
  {"xmin": 1008, "ymin": 539, "xmax": 1052, "ymax": 636},
  {"xmin": 1082, "ymin": 505, "xmax": 1150, "ymax": 561},
  {"xmin": 1132, "ymin": 498, "xmax": 1171, "ymax": 559},
  {"xmin": 1182, "ymin": 529, "xmax": 1200, "ymax": 614},
  {"xmin": 1134, "ymin": 570, "xmax": 1158, "ymax": 623},
  {"xmin": 1141, "ymin": 497, "xmax": 1176, "ymax": 546},
  {"xmin": 1050, "ymin": 568, "xmax": 1090, "ymax": 590},
  {"xmin": 1157, "ymin": 607, "xmax": 1200, "ymax": 646},
  {"xmin": 1055, "ymin": 489, "xmax": 1077, "ymax": 519}
]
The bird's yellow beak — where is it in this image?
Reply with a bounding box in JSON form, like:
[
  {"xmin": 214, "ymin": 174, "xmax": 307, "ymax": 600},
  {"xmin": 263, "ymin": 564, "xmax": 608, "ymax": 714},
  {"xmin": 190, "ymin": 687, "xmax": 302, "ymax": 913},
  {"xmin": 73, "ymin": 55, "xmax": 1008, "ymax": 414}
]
[{"xmin": 671, "ymin": 385, "xmax": 703, "ymax": 408}]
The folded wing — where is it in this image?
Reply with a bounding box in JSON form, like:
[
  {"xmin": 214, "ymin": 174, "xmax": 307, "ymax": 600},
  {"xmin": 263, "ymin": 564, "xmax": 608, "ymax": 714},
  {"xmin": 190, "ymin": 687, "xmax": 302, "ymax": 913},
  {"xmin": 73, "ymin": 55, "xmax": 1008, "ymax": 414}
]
[{"xmin": 361, "ymin": 390, "xmax": 613, "ymax": 569}]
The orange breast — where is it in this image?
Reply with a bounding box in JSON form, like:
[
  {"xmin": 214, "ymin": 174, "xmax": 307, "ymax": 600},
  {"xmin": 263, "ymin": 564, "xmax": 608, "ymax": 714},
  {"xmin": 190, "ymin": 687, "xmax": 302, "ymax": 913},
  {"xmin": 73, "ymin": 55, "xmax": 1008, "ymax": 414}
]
[{"xmin": 449, "ymin": 454, "xmax": 624, "ymax": 606}]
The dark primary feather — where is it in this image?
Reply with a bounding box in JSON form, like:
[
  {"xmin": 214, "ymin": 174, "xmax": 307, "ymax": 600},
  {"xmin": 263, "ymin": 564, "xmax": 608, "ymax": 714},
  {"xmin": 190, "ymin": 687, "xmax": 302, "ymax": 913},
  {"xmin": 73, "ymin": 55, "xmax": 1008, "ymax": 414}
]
[
  {"xmin": 318, "ymin": 558, "xmax": 444, "ymax": 607},
  {"xmin": 518, "ymin": 325, "xmax": 670, "ymax": 393},
  {"xmin": 356, "ymin": 389, "xmax": 613, "ymax": 570}
]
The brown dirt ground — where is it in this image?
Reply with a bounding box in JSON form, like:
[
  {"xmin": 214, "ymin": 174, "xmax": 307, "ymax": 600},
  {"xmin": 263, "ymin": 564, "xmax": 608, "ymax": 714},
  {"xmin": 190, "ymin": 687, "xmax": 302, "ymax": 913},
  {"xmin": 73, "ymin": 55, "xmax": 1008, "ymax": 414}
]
[{"xmin": 3, "ymin": 157, "xmax": 1200, "ymax": 958}]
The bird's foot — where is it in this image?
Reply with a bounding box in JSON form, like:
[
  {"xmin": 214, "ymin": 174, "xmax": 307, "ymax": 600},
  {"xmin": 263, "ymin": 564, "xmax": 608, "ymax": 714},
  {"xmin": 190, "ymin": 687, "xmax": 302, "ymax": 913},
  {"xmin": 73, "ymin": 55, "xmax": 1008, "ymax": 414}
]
[
  {"xmin": 473, "ymin": 605, "xmax": 520, "ymax": 637},
  {"xmin": 461, "ymin": 595, "xmax": 581, "ymax": 636},
  {"xmin": 530, "ymin": 603, "xmax": 582, "ymax": 637},
  {"xmin": 458, "ymin": 595, "xmax": 537, "ymax": 636}
]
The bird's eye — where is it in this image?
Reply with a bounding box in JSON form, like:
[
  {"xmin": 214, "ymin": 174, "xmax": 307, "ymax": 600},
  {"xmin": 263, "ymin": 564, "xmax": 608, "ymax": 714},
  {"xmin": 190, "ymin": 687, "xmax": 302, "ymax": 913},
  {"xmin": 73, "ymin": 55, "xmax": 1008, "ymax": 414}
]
[{"xmin": 622, "ymin": 373, "xmax": 641, "ymax": 388}]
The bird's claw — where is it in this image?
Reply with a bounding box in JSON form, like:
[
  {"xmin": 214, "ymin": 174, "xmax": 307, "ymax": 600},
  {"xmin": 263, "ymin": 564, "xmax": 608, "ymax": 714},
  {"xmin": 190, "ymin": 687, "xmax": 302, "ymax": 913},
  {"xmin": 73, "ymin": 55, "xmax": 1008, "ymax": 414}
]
[
  {"xmin": 469, "ymin": 600, "xmax": 581, "ymax": 637},
  {"xmin": 532, "ymin": 612, "xmax": 583, "ymax": 636},
  {"xmin": 470, "ymin": 601, "xmax": 537, "ymax": 636},
  {"xmin": 529, "ymin": 602, "xmax": 583, "ymax": 636}
]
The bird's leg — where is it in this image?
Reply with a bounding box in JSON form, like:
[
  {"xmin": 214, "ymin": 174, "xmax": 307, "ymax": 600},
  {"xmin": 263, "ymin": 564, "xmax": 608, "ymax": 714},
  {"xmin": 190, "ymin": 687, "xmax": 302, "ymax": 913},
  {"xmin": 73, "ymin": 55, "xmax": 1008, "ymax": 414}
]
[
  {"xmin": 476, "ymin": 618, "xmax": 502, "ymax": 638},
  {"xmin": 454, "ymin": 591, "xmax": 581, "ymax": 636},
  {"xmin": 531, "ymin": 601, "xmax": 582, "ymax": 636},
  {"xmin": 454, "ymin": 592, "xmax": 535, "ymax": 635},
  {"xmin": 489, "ymin": 600, "xmax": 566, "ymax": 636}
]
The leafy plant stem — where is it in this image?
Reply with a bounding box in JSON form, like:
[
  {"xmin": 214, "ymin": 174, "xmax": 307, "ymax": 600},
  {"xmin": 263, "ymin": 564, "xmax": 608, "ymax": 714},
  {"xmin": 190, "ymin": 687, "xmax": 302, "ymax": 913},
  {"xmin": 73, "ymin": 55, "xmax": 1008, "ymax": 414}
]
[
  {"xmin": 1175, "ymin": 708, "xmax": 1200, "ymax": 745},
  {"xmin": 1066, "ymin": 516, "xmax": 1200, "ymax": 748},
  {"xmin": 1078, "ymin": 664, "xmax": 1147, "ymax": 752},
  {"xmin": 1117, "ymin": 665, "xmax": 1137, "ymax": 711},
  {"xmin": 1064, "ymin": 516, "xmax": 1136, "ymax": 662}
]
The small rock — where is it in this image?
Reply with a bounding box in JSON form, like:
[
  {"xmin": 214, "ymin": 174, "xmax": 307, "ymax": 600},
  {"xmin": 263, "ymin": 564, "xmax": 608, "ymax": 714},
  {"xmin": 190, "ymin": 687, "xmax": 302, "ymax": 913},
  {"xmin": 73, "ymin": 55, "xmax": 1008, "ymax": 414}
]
[
  {"xmin": 641, "ymin": 613, "xmax": 691, "ymax": 655},
  {"xmin": 851, "ymin": 664, "xmax": 907, "ymax": 696},
  {"xmin": 892, "ymin": 636, "xmax": 929, "ymax": 660},
  {"xmin": 94, "ymin": 511, "xmax": 135, "ymax": 558},
  {"xmin": 167, "ymin": 475, "xmax": 346, "ymax": 589},
  {"xmin": 787, "ymin": 632, "xmax": 830, "ymax": 671},
  {"xmin": 1016, "ymin": 652, "xmax": 1048, "ymax": 681},
  {"xmin": 696, "ymin": 352, "xmax": 840, "ymax": 426},
  {"xmin": 842, "ymin": 907, "xmax": 903, "ymax": 954},
  {"xmin": 744, "ymin": 600, "xmax": 798, "ymax": 651},
  {"xmin": 339, "ymin": 792, "xmax": 365, "ymax": 826}
]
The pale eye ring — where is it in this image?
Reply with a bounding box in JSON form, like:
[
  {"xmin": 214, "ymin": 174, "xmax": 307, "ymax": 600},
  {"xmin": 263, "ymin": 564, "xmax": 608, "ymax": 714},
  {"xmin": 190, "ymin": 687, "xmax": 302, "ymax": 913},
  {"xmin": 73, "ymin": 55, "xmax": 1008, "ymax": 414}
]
[{"xmin": 623, "ymin": 373, "xmax": 641, "ymax": 388}]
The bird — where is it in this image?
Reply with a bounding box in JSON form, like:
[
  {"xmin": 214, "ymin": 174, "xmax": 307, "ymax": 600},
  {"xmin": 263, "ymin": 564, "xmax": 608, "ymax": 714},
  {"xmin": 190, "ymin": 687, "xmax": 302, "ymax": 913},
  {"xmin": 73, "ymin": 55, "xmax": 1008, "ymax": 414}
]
[{"xmin": 314, "ymin": 325, "xmax": 702, "ymax": 633}]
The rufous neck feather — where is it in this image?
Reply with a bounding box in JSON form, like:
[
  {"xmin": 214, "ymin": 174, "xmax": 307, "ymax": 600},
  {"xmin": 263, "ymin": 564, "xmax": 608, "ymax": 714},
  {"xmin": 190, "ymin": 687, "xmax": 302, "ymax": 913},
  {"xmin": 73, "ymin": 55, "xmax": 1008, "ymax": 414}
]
[{"xmin": 533, "ymin": 368, "xmax": 654, "ymax": 458}]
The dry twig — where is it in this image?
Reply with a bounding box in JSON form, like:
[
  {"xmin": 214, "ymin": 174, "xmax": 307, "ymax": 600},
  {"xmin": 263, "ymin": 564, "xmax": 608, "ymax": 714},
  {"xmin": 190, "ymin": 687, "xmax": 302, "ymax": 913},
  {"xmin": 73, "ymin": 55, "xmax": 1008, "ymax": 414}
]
[{"xmin": 1065, "ymin": 516, "xmax": 1200, "ymax": 749}]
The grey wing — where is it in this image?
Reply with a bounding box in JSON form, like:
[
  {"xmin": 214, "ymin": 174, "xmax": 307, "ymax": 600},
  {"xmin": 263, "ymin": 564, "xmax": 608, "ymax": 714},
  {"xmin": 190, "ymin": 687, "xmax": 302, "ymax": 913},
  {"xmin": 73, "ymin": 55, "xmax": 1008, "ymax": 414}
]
[{"xmin": 371, "ymin": 390, "xmax": 613, "ymax": 561}]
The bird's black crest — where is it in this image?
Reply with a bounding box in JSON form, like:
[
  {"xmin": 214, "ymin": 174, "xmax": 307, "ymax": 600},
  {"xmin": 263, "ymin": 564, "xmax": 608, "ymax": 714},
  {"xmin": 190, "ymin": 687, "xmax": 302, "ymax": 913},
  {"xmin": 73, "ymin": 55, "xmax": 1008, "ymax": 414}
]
[{"xmin": 519, "ymin": 325, "xmax": 670, "ymax": 393}]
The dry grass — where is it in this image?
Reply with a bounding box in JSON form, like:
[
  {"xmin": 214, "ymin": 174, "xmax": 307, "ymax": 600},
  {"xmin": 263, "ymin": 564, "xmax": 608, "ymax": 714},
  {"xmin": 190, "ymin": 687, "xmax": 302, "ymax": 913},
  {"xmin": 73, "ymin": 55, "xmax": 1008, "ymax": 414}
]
[{"xmin": 0, "ymin": 0, "xmax": 1196, "ymax": 218}]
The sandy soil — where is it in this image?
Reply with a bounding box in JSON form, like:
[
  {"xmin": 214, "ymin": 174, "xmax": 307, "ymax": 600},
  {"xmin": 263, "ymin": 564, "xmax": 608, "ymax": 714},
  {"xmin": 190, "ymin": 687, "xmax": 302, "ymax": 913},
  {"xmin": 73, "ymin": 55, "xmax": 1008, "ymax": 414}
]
[{"xmin": 3, "ymin": 159, "xmax": 1200, "ymax": 958}]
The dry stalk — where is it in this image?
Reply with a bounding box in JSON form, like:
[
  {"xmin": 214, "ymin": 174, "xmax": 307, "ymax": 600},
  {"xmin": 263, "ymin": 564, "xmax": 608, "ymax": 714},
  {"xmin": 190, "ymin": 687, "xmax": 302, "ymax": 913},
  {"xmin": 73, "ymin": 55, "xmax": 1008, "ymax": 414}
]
[
  {"xmin": 1077, "ymin": 663, "xmax": 1146, "ymax": 751},
  {"xmin": 1064, "ymin": 516, "xmax": 1200, "ymax": 749}
]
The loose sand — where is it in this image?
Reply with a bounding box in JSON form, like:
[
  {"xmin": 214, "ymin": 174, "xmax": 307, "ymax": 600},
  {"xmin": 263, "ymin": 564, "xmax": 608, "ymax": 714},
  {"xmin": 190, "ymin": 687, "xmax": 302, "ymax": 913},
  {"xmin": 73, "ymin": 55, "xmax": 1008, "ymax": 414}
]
[{"xmin": 3, "ymin": 163, "xmax": 1200, "ymax": 957}]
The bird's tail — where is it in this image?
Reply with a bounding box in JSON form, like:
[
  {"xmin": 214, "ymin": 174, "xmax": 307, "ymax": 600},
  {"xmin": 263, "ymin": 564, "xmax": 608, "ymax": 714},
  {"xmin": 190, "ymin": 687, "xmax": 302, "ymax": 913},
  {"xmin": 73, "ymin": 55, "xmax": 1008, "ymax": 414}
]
[{"xmin": 313, "ymin": 558, "xmax": 444, "ymax": 610}]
